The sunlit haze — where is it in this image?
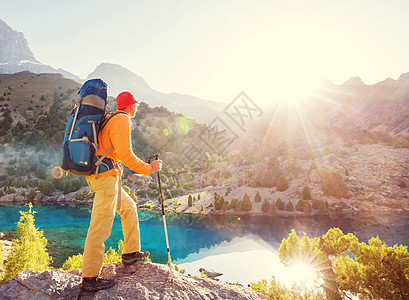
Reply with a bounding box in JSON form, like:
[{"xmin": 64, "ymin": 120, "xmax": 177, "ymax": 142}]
[{"xmin": 2, "ymin": 0, "xmax": 409, "ymax": 106}]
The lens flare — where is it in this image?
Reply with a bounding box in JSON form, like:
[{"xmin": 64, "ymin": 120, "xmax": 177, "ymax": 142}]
[
  {"xmin": 177, "ymin": 117, "xmax": 189, "ymax": 135},
  {"xmin": 163, "ymin": 128, "xmax": 172, "ymax": 136},
  {"xmin": 51, "ymin": 166, "xmax": 63, "ymax": 179}
]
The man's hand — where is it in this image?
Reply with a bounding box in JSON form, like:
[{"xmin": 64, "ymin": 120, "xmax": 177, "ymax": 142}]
[{"xmin": 150, "ymin": 160, "xmax": 162, "ymax": 173}]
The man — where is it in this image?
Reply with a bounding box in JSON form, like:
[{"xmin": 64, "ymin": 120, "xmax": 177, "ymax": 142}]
[{"xmin": 80, "ymin": 91, "xmax": 162, "ymax": 292}]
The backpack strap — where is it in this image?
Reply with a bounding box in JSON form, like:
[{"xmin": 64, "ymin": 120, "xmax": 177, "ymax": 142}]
[
  {"xmin": 94, "ymin": 146, "xmax": 114, "ymax": 179},
  {"xmin": 93, "ymin": 111, "xmax": 128, "ymax": 178},
  {"xmin": 99, "ymin": 111, "xmax": 129, "ymax": 134},
  {"xmin": 68, "ymin": 99, "xmax": 82, "ymax": 141}
]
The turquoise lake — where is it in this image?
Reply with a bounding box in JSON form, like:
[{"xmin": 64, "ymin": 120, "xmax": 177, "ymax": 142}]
[{"xmin": 1, "ymin": 203, "xmax": 409, "ymax": 284}]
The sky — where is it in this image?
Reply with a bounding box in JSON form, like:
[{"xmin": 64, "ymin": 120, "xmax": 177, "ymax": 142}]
[{"xmin": 2, "ymin": 0, "xmax": 409, "ymax": 104}]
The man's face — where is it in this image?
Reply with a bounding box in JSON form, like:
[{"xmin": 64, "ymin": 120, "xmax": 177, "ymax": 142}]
[{"xmin": 129, "ymin": 103, "xmax": 139, "ymax": 118}]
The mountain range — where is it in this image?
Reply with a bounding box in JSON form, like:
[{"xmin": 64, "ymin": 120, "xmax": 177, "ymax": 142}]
[
  {"xmin": 0, "ymin": 17, "xmax": 408, "ymax": 135},
  {"xmin": 0, "ymin": 18, "xmax": 224, "ymax": 122}
]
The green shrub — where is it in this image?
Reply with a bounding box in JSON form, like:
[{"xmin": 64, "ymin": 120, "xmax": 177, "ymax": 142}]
[
  {"xmin": 61, "ymin": 253, "xmax": 83, "ymax": 272},
  {"xmin": 302, "ymin": 185, "xmax": 311, "ymax": 200},
  {"xmin": 286, "ymin": 200, "xmax": 294, "ymax": 212},
  {"xmin": 276, "ymin": 175, "xmax": 289, "ymax": 192},
  {"xmin": 27, "ymin": 188, "xmax": 36, "ymax": 200},
  {"xmin": 320, "ymin": 169, "xmax": 349, "ymax": 198},
  {"xmin": 61, "ymin": 240, "xmax": 124, "ymax": 272},
  {"xmin": 255, "ymin": 191, "xmax": 262, "ymax": 202},
  {"xmin": 38, "ymin": 180, "xmax": 55, "ymax": 196},
  {"xmin": 1, "ymin": 204, "xmax": 51, "ymax": 284},
  {"xmin": 261, "ymin": 198, "xmax": 270, "ymax": 212},
  {"xmin": 296, "ymin": 199, "xmax": 312, "ymax": 213},
  {"xmin": 242, "ymin": 193, "xmax": 252, "ymax": 211},
  {"xmin": 275, "ymin": 198, "xmax": 285, "ymax": 210}
]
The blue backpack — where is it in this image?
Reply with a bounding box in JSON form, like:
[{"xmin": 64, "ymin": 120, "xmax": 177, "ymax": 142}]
[{"xmin": 61, "ymin": 79, "xmax": 109, "ymax": 176}]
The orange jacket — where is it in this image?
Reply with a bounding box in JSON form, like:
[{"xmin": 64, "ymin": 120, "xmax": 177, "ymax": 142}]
[{"xmin": 93, "ymin": 112, "xmax": 151, "ymax": 177}]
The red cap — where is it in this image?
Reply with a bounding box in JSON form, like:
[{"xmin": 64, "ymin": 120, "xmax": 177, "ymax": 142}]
[{"xmin": 116, "ymin": 92, "xmax": 139, "ymax": 109}]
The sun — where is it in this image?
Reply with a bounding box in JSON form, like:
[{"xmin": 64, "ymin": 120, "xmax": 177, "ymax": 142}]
[{"xmin": 278, "ymin": 261, "xmax": 320, "ymax": 288}]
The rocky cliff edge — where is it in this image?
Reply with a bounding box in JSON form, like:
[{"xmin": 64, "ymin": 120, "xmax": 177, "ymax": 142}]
[{"xmin": 0, "ymin": 261, "xmax": 267, "ymax": 300}]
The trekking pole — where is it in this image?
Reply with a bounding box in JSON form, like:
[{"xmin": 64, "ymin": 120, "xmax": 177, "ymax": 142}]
[{"xmin": 150, "ymin": 154, "xmax": 174, "ymax": 285}]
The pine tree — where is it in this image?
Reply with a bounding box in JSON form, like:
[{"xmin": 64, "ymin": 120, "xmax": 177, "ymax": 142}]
[
  {"xmin": 255, "ymin": 191, "xmax": 262, "ymax": 202},
  {"xmin": 275, "ymin": 198, "xmax": 285, "ymax": 210},
  {"xmin": 261, "ymin": 198, "xmax": 270, "ymax": 212},
  {"xmin": 286, "ymin": 200, "xmax": 294, "ymax": 212},
  {"xmin": 302, "ymin": 185, "xmax": 312, "ymax": 200},
  {"xmin": 188, "ymin": 194, "xmax": 193, "ymax": 207},
  {"xmin": 276, "ymin": 175, "xmax": 289, "ymax": 192},
  {"xmin": 242, "ymin": 194, "xmax": 252, "ymax": 211},
  {"xmin": 2, "ymin": 204, "xmax": 51, "ymax": 284}
]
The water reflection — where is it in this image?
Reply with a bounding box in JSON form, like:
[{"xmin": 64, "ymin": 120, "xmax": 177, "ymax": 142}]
[{"xmin": 1, "ymin": 204, "xmax": 409, "ymax": 272}]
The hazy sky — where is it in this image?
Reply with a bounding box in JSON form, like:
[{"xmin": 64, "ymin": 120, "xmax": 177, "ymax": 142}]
[{"xmin": 2, "ymin": 0, "xmax": 409, "ymax": 104}]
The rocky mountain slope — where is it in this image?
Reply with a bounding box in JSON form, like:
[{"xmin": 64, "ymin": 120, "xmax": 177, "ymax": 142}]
[
  {"xmin": 0, "ymin": 261, "xmax": 267, "ymax": 299},
  {"xmin": 0, "ymin": 18, "xmax": 80, "ymax": 81},
  {"xmin": 312, "ymin": 74, "xmax": 409, "ymax": 136}
]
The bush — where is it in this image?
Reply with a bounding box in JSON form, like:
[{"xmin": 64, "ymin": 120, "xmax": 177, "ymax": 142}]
[
  {"xmin": 1, "ymin": 204, "xmax": 52, "ymax": 284},
  {"xmin": 261, "ymin": 198, "xmax": 270, "ymax": 212},
  {"xmin": 38, "ymin": 180, "xmax": 55, "ymax": 196},
  {"xmin": 255, "ymin": 191, "xmax": 262, "ymax": 202},
  {"xmin": 27, "ymin": 188, "xmax": 36, "ymax": 200},
  {"xmin": 242, "ymin": 193, "xmax": 252, "ymax": 211},
  {"xmin": 286, "ymin": 200, "xmax": 294, "ymax": 212},
  {"xmin": 235, "ymin": 200, "xmax": 242, "ymax": 211},
  {"xmin": 312, "ymin": 199, "xmax": 329, "ymax": 213},
  {"xmin": 296, "ymin": 199, "xmax": 312, "ymax": 213},
  {"xmin": 320, "ymin": 169, "xmax": 349, "ymax": 198},
  {"xmin": 302, "ymin": 185, "xmax": 312, "ymax": 200},
  {"xmin": 276, "ymin": 175, "xmax": 288, "ymax": 192},
  {"xmin": 62, "ymin": 240, "xmax": 124, "ymax": 272},
  {"xmin": 275, "ymin": 198, "xmax": 285, "ymax": 210}
]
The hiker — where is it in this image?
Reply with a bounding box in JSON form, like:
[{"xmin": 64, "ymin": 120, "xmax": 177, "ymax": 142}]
[{"xmin": 80, "ymin": 91, "xmax": 162, "ymax": 292}]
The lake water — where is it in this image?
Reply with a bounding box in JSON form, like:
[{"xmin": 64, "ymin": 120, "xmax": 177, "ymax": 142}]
[{"xmin": 1, "ymin": 203, "xmax": 409, "ymax": 285}]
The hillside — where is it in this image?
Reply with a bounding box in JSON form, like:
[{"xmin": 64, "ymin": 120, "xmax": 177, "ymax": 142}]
[
  {"xmin": 0, "ymin": 69, "xmax": 408, "ymax": 218},
  {"xmin": 0, "ymin": 71, "xmax": 80, "ymax": 125}
]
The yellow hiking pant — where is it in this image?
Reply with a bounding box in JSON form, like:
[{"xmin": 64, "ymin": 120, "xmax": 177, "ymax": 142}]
[{"xmin": 82, "ymin": 175, "xmax": 140, "ymax": 278}]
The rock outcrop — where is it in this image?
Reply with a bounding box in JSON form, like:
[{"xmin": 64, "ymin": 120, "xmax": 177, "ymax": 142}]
[
  {"xmin": 0, "ymin": 262, "xmax": 267, "ymax": 300},
  {"xmin": 0, "ymin": 18, "xmax": 80, "ymax": 80}
]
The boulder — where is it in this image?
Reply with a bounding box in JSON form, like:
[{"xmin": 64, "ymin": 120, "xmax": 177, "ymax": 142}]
[{"xmin": 0, "ymin": 262, "xmax": 267, "ymax": 300}]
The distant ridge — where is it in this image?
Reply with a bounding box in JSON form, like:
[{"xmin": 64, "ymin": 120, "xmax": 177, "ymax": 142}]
[{"xmin": 87, "ymin": 63, "xmax": 225, "ymax": 123}]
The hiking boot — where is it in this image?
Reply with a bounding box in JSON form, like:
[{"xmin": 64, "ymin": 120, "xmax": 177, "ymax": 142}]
[
  {"xmin": 122, "ymin": 251, "xmax": 150, "ymax": 265},
  {"xmin": 80, "ymin": 277, "xmax": 116, "ymax": 292}
]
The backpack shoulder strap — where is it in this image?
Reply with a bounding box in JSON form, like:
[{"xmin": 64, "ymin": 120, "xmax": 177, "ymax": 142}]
[{"xmin": 99, "ymin": 111, "xmax": 129, "ymax": 133}]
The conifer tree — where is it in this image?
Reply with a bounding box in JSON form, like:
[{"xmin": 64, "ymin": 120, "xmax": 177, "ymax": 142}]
[
  {"xmin": 242, "ymin": 194, "xmax": 252, "ymax": 211},
  {"xmin": 286, "ymin": 200, "xmax": 294, "ymax": 212},
  {"xmin": 255, "ymin": 191, "xmax": 262, "ymax": 202},
  {"xmin": 261, "ymin": 198, "xmax": 270, "ymax": 212},
  {"xmin": 2, "ymin": 204, "xmax": 51, "ymax": 284},
  {"xmin": 276, "ymin": 198, "xmax": 285, "ymax": 210},
  {"xmin": 302, "ymin": 185, "xmax": 312, "ymax": 200},
  {"xmin": 276, "ymin": 175, "xmax": 289, "ymax": 192}
]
